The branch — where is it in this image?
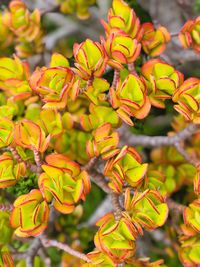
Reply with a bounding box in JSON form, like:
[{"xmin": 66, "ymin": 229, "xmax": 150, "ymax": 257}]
[
  {"xmin": 40, "ymin": 5, "xmax": 59, "ymax": 15},
  {"xmin": 33, "ymin": 148, "xmax": 43, "ymax": 168},
  {"xmin": 84, "ymin": 160, "xmax": 123, "ymax": 221},
  {"xmin": 167, "ymin": 198, "xmax": 186, "ymax": 234},
  {"xmin": 167, "ymin": 198, "xmax": 186, "ymax": 213},
  {"xmin": 38, "ymin": 248, "xmax": 51, "ymax": 267},
  {"xmin": 8, "ymin": 146, "xmax": 42, "ymax": 174},
  {"xmin": 8, "ymin": 146, "xmax": 23, "ymax": 163},
  {"xmin": 79, "ymin": 195, "xmax": 112, "ymax": 228},
  {"xmin": 171, "ymin": 32, "xmax": 179, "ymax": 37},
  {"xmin": 26, "ymin": 238, "xmax": 42, "ymax": 267},
  {"xmin": 41, "ymin": 236, "xmax": 91, "ymax": 263},
  {"xmin": 111, "ymin": 69, "xmax": 120, "ymax": 90},
  {"xmin": 0, "ymin": 203, "xmax": 13, "ymax": 211},
  {"xmin": 83, "ymin": 157, "xmax": 98, "ymax": 171},
  {"xmin": 79, "ymin": 76, "xmax": 94, "ymax": 94},
  {"xmin": 120, "ymin": 124, "xmax": 198, "ymax": 147},
  {"xmin": 89, "ymin": 168, "xmax": 111, "ymax": 194},
  {"xmin": 28, "ymin": 163, "xmax": 43, "ymax": 174},
  {"xmin": 111, "ymin": 192, "xmax": 122, "ymax": 221},
  {"xmin": 25, "ymin": 223, "xmax": 55, "ymax": 266},
  {"xmin": 12, "ymin": 252, "xmax": 26, "ymax": 260},
  {"xmin": 128, "ymin": 63, "xmax": 138, "ymax": 76},
  {"xmin": 174, "ymin": 142, "xmax": 199, "ymax": 166},
  {"xmin": 83, "ymin": 158, "xmax": 111, "ymax": 193}
]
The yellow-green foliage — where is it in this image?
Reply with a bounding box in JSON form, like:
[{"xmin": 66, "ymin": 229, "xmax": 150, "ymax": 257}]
[{"xmin": 0, "ymin": 0, "xmax": 199, "ymax": 266}]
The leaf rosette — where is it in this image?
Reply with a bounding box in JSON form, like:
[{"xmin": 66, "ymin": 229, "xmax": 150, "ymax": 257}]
[
  {"xmin": 14, "ymin": 119, "xmax": 50, "ymax": 153},
  {"xmin": 0, "ymin": 154, "xmax": 26, "ymax": 188},
  {"xmin": 10, "ymin": 189, "xmax": 50, "ymax": 237},
  {"xmin": 102, "ymin": 32, "xmax": 141, "ymax": 70},
  {"xmin": 38, "ymin": 154, "xmax": 91, "ymax": 214},
  {"xmin": 0, "ymin": 56, "xmax": 31, "ymax": 100},
  {"xmin": 86, "ymin": 123, "xmax": 119, "ymax": 160},
  {"xmin": 141, "ymin": 59, "xmax": 184, "ymax": 108},
  {"xmin": 39, "ymin": 109, "xmax": 63, "ymax": 137},
  {"xmin": 3, "ymin": 0, "xmax": 42, "ymax": 42},
  {"xmin": 94, "ymin": 213, "xmax": 136, "ymax": 263},
  {"xmin": 184, "ymin": 199, "xmax": 200, "ymax": 233},
  {"xmin": 173, "ymin": 78, "xmax": 200, "ymax": 124},
  {"xmin": 110, "ymin": 74, "xmax": 151, "ymax": 125},
  {"xmin": 124, "ymin": 189, "xmax": 168, "ymax": 231},
  {"xmin": 101, "ymin": 0, "xmax": 143, "ymax": 40},
  {"xmin": 29, "ymin": 65, "xmax": 79, "ymax": 109},
  {"xmin": 57, "ymin": 0, "xmax": 96, "ymax": 20},
  {"xmin": 179, "ymin": 16, "xmax": 200, "ymax": 53},
  {"xmin": 0, "ymin": 13, "xmax": 14, "ymax": 52},
  {"xmin": 104, "ymin": 146, "xmax": 148, "ymax": 193},
  {"xmin": 73, "ymin": 39, "xmax": 108, "ymax": 80},
  {"xmin": 3, "ymin": 0, "xmax": 44, "ymax": 57},
  {"xmin": 84, "ymin": 78, "xmax": 110, "ymax": 105},
  {"xmin": 141, "ymin": 23, "xmax": 171, "ymax": 57},
  {"xmin": 179, "ymin": 234, "xmax": 200, "ymax": 267}
]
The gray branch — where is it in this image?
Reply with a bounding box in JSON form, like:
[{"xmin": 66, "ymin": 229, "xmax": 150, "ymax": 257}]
[
  {"xmin": 120, "ymin": 124, "xmax": 198, "ymax": 147},
  {"xmin": 26, "ymin": 238, "xmax": 42, "ymax": 267}
]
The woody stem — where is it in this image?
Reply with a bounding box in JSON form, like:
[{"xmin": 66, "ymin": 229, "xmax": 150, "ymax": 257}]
[
  {"xmin": 112, "ymin": 69, "xmax": 120, "ymax": 90},
  {"xmin": 0, "ymin": 203, "xmax": 13, "ymax": 211},
  {"xmin": 128, "ymin": 63, "xmax": 138, "ymax": 76},
  {"xmin": 9, "ymin": 146, "xmax": 23, "ymax": 162},
  {"xmin": 170, "ymin": 32, "xmax": 179, "ymax": 37},
  {"xmin": 111, "ymin": 192, "xmax": 122, "ymax": 221},
  {"xmin": 33, "ymin": 148, "xmax": 42, "ymax": 168},
  {"xmin": 41, "ymin": 237, "xmax": 91, "ymax": 263}
]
